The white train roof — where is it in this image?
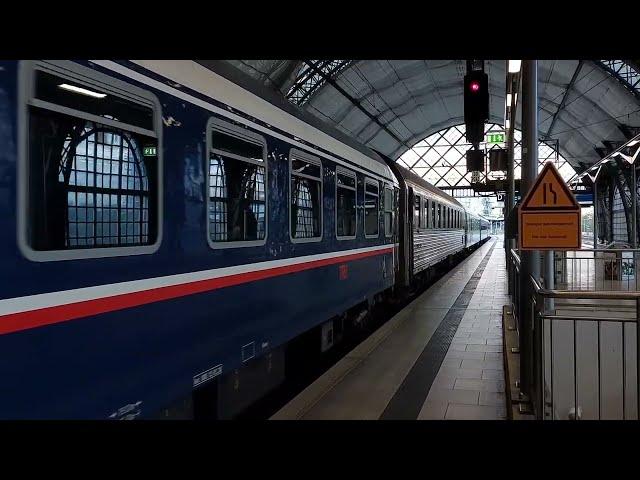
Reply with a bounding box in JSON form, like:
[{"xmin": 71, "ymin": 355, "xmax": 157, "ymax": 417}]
[{"xmin": 93, "ymin": 60, "xmax": 397, "ymax": 186}]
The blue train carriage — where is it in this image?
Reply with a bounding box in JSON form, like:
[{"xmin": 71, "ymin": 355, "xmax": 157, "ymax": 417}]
[
  {"xmin": 464, "ymin": 211, "xmax": 491, "ymax": 247},
  {"xmin": 0, "ymin": 60, "xmax": 399, "ymax": 419}
]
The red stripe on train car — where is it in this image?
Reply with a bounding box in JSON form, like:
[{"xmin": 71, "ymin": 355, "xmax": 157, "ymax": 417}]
[{"xmin": 0, "ymin": 246, "xmax": 393, "ymax": 336}]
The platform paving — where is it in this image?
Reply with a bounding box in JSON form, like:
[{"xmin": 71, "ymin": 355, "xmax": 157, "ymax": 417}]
[
  {"xmin": 417, "ymin": 242, "xmax": 508, "ymax": 420},
  {"xmin": 271, "ymin": 237, "xmax": 509, "ymax": 421}
]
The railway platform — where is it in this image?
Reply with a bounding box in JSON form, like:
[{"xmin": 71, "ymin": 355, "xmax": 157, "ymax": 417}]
[{"xmin": 272, "ymin": 237, "xmax": 508, "ymax": 420}]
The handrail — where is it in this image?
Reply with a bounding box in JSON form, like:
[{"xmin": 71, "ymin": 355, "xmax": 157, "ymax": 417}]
[
  {"xmin": 530, "ymin": 274, "xmax": 640, "ymax": 300},
  {"xmin": 577, "ymin": 247, "xmax": 640, "ymax": 252},
  {"xmin": 510, "ymin": 249, "xmax": 521, "ymax": 267},
  {"xmin": 507, "ymin": 246, "xmax": 640, "ymax": 420},
  {"xmin": 542, "ymin": 315, "xmax": 636, "ymax": 322}
]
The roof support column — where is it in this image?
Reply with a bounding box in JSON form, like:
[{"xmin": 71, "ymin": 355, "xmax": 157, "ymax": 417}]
[
  {"xmin": 632, "ymin": 165, "xmax": 637, "ymax": 248},
  {"xmin": 519, "ymin": 60, "xmax": 541, "ymax": 413},
  {"xmin": 593, "ymin": 178, "xmax": 598, "ymax": 247}
]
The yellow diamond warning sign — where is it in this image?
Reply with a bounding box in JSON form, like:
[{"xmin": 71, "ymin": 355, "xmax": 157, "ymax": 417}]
[{"xmin": 518, "ymin": 162, "xmax": 581, "ymax": 250}]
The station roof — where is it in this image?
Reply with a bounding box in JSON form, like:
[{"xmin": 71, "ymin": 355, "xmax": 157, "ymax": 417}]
[{"xmin": 224, "ymin": 60, "xmax": 640, "ymax": 175}]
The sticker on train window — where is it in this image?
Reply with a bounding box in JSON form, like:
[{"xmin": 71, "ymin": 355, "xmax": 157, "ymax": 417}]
[{"xmin": 143, "ymin": 146, "xmax": 157, "ymax": 156}]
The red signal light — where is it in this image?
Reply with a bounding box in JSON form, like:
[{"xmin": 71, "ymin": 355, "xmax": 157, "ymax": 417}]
[{"xmin": 470, "ymin": 81, "xmax": 480, "ymax": 92}]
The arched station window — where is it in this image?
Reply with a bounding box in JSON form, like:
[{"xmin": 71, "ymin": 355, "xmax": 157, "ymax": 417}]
[
  {"xmin": 59, "ymin": 123, "xmax": 150, "ymax": 247},
  {"xmin": 23, "ymin": 62, "xmax": 160, "ymax": 259}
]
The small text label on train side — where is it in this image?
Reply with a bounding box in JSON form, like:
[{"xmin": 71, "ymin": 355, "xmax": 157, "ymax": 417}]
[
  {"xmin": 338, "ymin": 264, "xmax": 349, "ymax": 280},
  {"xmin": 109, "ymin": 401, "xmax": 143, "ymax": 420},
  {"xmin": 193, "ymin": 364, "xmax": 223, "ymax": 387}
]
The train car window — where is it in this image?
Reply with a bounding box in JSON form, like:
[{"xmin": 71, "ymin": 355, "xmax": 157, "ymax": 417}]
[
  {"xmin": 414, "ymin": 195, "xmax": 421, "ymax": 229},
  {"xmin": 34, "ymin": 70, "xmax": 154, "ymax": 131},
  {"xmin": 364, "ymin": 179, "xmax": 379, "ymax": 238},
  {"xmin": 384, "ymin": 186, "xmax": 393, "ymax": 237},
  {"xmin": 290, "ymin": 150, "xmax": 322, "ymax": 242},
  {"xmin": 424, "ymin": 199, "xmax": 429, "ymax": 228},
  {"xmin": 431, "ymin": 201, "xmax": 436, "ymax": 229},
  {"xmin": 336, "ymin": 168, "xmax": 357, "ymax": 239},
  {"xmin": 21, "ymin": 61, "xmax": 162, "ymax": 261},
  {"xmin": 437, "ymin": 204, "xmax": 442, "ymax": 228},
  {"xmin": 393, "ymin": 188, "xmax": 399, "ymax": 235},
  {"xmin": 208, "ymin": 119, "xmax": 267, "ymax": 247}
]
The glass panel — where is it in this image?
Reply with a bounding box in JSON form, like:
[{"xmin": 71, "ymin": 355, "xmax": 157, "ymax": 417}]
[
  {"xmin": 432, "ymin": 201, "xmax": 436, "ymax": 227},
  {"xmin": 291, "ymin": 158, "xmax": 320, "ymax": 179},
  {"xmin": 384, "ymin": 188, "xmax": 393, "ymax": 236},
  {"xmin": 424, "ymin": 199, "xmax": 429, "ymax": 228},
  {"xmin": 208, "ymin": 152, "xmax": 266, "ymax": 242},
  {"xmin": 365, "ymin": 188, "xmax": 379, "ymax": 237},
  {"xmin": 337, "ymin": 172, "xmax": 356, "ymax": 189},
  {"xmin": 337, "ymin": 179, "xmax": 357, "ymax": 237},
  {"xmin": 212, "ymin": 130, "xmax": 263, "ymax": 163},
  {"xmin": 35, "ymin": 70, "xmax": 154, "ymax": 130},
  {"xmin": 28, "ymin": 106, "xmax": 156, "ymax": 251},
  {"xmin": 396, "ymin": 122, "xmax": 578, "ymax": 190},
  {"xmin": 365, "ymin": 181, "xmax": 379, "ymax": 196},
  {"xmin": 291, "ymin": 176, "xmax": 321, "ymax": 239}
]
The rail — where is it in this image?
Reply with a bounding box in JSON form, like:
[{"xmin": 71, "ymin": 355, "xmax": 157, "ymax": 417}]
[
  {"xmin": 508, "ymin": 249, "xmax": 522, "ymax": 334},
  {"xmin": 509, "ymin": 246, "xmax": 640, "ymax": 420},
  {"xmin": 552, "ymin": 248, "xmax": 640, "ymax": 292},
  {"xmin": 531, "ymin": 277, "xmax": 639, "ymax": 420}
]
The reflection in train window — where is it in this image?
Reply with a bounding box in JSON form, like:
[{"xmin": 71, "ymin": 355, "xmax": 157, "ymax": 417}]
[
  {"xmin": 432, "ymin": 201, "xmax": 436, "ymax": 228},
  {"xmin": 384, "ymin": 186, "xmax": 393, "ymax": 237},
  {"xmin": 336, "ymin": 169, "xmax": 357, "ymax": 239},
  {"xmin": 291, "ymin": 152, "xmax": 322, "ymax": 241},
  {"xmin": 28, "ymin": 108, "xmax": 158, "ymax": 251},
  {"xmin": 208, "ymin": 127, "xmax": 266, "ymax": 245},
  {"xmin": 424, "ymin": 199, "xmax": 430, "ymax": 228},
  {"xmin": 365, "ymin": 179, "xmax": 379, "ymax": 238}
]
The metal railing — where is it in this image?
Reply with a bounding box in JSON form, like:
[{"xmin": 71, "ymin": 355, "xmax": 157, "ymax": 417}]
[
  {"xmin": 531, "ymin": 278, "xmax": 639, "ymax": 420},
  {"xmin": 508, "ymin": 248, "xmax": 522, "ymax": 333},
  {"xmin": 552, "ymin": 249, "xmax": 640, "ymax": 292},
  {"xmin": 509, "ymin": 248, "xmax": 639, "ymax": 419}
]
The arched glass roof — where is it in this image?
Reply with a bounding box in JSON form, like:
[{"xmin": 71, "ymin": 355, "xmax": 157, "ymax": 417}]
[
  {"xmin": 396, "ymin": 122, "xmax": 577, "ymax": 192},
  {"xmin": 597, "ymin": 60, "xmax": 640, "ymax": 99},
  {"xmin": 221, "ymin": 60, "xmax": 640, "ymax": 176}
]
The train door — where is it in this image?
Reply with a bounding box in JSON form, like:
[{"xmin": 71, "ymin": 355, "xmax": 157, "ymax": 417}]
[
  {"xmin": 407, "ymin": 187, "xmax": 415, "ymax": 284},
  {"xmin": 392, "ymin": 186, "xmax": 400, "ymax": 278}
]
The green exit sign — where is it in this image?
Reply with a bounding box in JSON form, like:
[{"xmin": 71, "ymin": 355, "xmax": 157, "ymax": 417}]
[
  {"xmin": 143, "ymin": 146, "xmax": 157, "ymax": 156},
  {"xmin": 486, "ymin": 133, "xmax": 505, "ymax": 144}
]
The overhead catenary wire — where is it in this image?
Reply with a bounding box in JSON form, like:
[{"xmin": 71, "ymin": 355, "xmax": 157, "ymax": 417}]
[
  {"xmin": 348, "ymin": 63, "xmax": 415, "ymax": 147},
  {"xmin": 331, "ymin": 64, "xmax": 411, "ymax": 148},
  {"xmin": 545, "ymin": 107, "xmax": 640, "ymax": 137},
  {"xmin": 537, "ymin": 63, "xmax": 600, "ymax": 114},
  {"xmin": 538, "ymin": 68, "xmax": 619, "ymax": 127}
]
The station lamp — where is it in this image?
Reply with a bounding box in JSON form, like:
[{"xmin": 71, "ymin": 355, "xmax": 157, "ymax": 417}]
[{"xmin": 508, "ymin": 60, "xmax": 522, "ymax": 73}]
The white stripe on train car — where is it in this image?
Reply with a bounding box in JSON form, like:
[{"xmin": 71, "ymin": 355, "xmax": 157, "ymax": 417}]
[{"xmin": 0, "ymin": 243, "xmax": 397, "ymax": 317}]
